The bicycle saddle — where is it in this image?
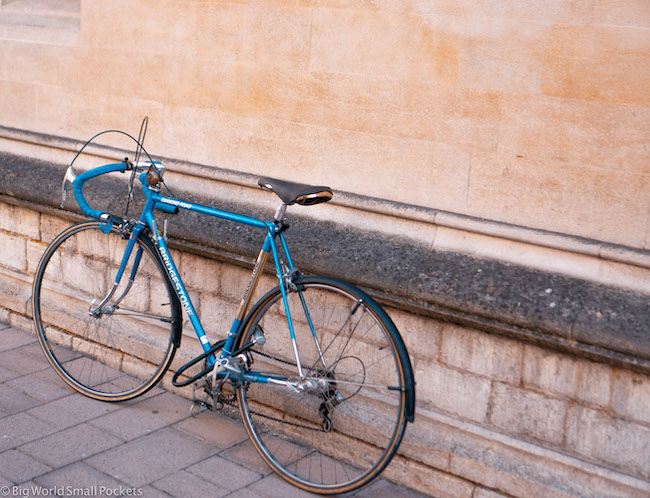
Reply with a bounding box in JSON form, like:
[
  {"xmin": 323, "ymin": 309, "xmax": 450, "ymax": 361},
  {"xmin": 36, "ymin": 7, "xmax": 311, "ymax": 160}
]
[{"xmin": 258, "ymin": 177, "xmax": 333, "ymax": 206}]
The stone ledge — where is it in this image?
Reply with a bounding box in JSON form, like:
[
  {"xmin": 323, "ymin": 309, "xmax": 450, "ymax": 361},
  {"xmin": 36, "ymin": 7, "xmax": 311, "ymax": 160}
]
[{"xmin": 1, "ymin": 150, "xmax": 649, "ymax": 374}]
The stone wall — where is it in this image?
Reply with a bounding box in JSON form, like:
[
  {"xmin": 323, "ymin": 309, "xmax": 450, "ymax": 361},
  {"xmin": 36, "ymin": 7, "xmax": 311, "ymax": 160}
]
[
  {"xmin": 1, "ymin": 0, "xmax": 649, "ymax": 496},
  {"xmin": 0, "ymin": 0, "xmax": 648, "ymax": 250},
  {"xmin": 1, "ymin": 191, "xmax": 649, "ymax": 496}
]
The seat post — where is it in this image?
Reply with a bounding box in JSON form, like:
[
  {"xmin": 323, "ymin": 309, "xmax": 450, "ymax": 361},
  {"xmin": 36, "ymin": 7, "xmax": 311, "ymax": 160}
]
[{"xmin": 274, "ymin": 203, "xmax": 287, "ymax": 223}]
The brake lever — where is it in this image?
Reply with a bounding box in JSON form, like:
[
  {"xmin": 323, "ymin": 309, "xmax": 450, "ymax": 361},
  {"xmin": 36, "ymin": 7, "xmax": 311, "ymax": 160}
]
[{"xmin": 60, "ymin": 165, "xmax": 78, "ymax": 208}]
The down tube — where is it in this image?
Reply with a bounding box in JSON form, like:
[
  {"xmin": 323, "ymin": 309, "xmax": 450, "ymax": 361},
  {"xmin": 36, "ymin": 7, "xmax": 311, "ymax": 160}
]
[{"xmin": 143, "ymin": 214, "xmax": 212, "ymax": 354}]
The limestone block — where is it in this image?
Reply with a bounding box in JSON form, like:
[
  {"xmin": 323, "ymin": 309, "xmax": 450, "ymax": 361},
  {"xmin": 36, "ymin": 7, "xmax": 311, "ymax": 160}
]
[
  {"xmin": 26, "ymin": 240, "xmax": 47, "ymax": 276},
  {"xmin": 458, "ymin": 20, "xmax": 545, "ymax": 94},
  {"xmin": 613, "ymin": 105, "xmax": 650, "ymax": 176},
  {"xmin": 246, "ymin": 6, "xmax": 312, "ymax": 70},
  {"xmin": 421, "ymin": 0, "xmax": 595, "ymax": 24},
  {"xmin": 440, "ymin": 325, "xmax": 523, "ymax": 384},
  {"xmin": 489, "ymin": 383, "xmax": 567, "ymax": 447},
  {"xmin": 498, "ymin": 95, "xmax": 619, "ymax": 169},
  {"xmin": 197, "ymin": 292, "xmax": 239, "ymax": 338},
  {"xmin": 0, "ymin": 202, "xmax": 40, "ymax": 239},
  {"xmin": 523, "ymin": 345, "xmax": 613, "ymax": 408},
  {"xmin": 40, "ymin": 214, "xmax": 73, "ymax": 244},
  {"xmin": 612, "ymin": 370, "xmax": 650, "ymax": 425},
  {"xmin": 593, "ymin": 0, "xmax": 650, "ymax": 27},
  {"xmin": 0, "ymin": 80, "xmax": 37, "ymax": 131},
  {"xmin": 467, "ymin": 152, "xmax": 650, "ymax": 248},
  {"xmin": 473, "ymin": 488, "xmax": 508, "ymax": 498},
  {"xmin": 565, "ymin": 406, "xmax": 650, "ymax": 480},
  {"xmin": 387, "ymin": 307, "xmax": 441, "ymax": 363},
  {"xmin": 310, "ymin": 8, "xmax": 459, "ymax": 83},
  {"xmin": 415, "ymin": 362, "xmax": 491, "ymax": 423},
  {"xmin": 2, "ymin": 40, "xmax": 70, "ymax": 88},
  {"xmin": 542, "ymin": 25, "xmax": 650, "ymax": 106},
  {"xmin": 219, "ymin": 263, "xmax": 260, "ymax": 303},
  {"xmin": 179, "ymin": 251, "xmax": 220, "ymax": 294},
  {"xmin": 449, "ymin": 426, "xmax": 649, "ymax": 498},
  {"xmin": 0, "ymin": 233, "xmax": 27, "ymax": 271},
  {"xmin": 194, "ymin": 2, "xmax": 247, "ymax": 63},
  {"xmin": 383, "ymin": 454, "xmax": 475, "ymax": 498}
]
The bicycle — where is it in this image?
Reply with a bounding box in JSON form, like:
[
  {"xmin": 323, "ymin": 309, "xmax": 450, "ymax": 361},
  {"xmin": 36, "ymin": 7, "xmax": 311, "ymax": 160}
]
[{"xmin": 31, "ymin": 129, "xmax": 415, "ymax": 494}]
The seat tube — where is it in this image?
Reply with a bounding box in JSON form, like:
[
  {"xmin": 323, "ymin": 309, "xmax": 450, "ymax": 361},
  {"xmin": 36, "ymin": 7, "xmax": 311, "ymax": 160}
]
[
  {"xmin": 222, "ymin": 235, "xmax": 272, "ymax": 355},
  {"xmin": 269, "ymin": 232, "xmax": 304, "ymax": 378}
]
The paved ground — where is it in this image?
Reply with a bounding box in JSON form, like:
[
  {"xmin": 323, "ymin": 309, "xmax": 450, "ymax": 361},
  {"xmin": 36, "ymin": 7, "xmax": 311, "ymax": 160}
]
[{"xmin": 0, "ymin": 323, "xmax": 425, "ymax": 498}]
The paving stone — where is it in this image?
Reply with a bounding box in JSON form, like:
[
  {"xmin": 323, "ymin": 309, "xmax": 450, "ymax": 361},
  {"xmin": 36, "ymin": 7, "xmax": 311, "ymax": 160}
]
[
  {"xmin": 97, "ymin": 376, "xmax": 164, "ymax": 401},
  {"xmin": 354, "ymin": 478, "xmax": 431, "ymax": 497},
  {"xmin": 186, "ymin": 454, "xmax": 261, "ymax": 492},
  {"xmin": 224, "ymin": 488, "xmax": 265, "ymax": 498},
  {"xmin": 16, "ymin": 342, "xmax": 50, "ymax": 361},
  {"xmin": 139, "ymin": 486, "xmax": 173, "ymax": 498},
  {"xmin": 0, "ymin": 348, "xmax": 50, "ymax": 377},
  {"xmin": 19, "ymin": 423, "xmax": 122, "ymax": 469},
  {"xmin": 0, "ymin": 413, "xmax": 58, "ymax": 452},
  {"xmin": 34, "ymin": 462, "xmax": 124, "ymax": 492},
  {"xmin": 247, "ymin": 473, "xmax": 319, "ymax": 497},
  {"xmin": 0, "ymin": 449, "xmax": 52, "ymax": 483},
  {"xmin": 0, "ymin": 383, "xmax": 42, "ymax": 414},
  {"xmin": 85, "ymin": 427, "xmax": 218, "ymax": 487},
  {"xmin": 0, "ymin": 365, "xmax": 15, "ymax": 383},
  {"xmin": 152, "ymin": 469, "xmax": 229, "ymax": 498},
  {"xmin": 0, "ymin": 327, "xmax": 37, "ymax": 352},
  {"xmin": 5, "ymin": 367, "xmax": 76, "ymax": 402},
  {"xmin": 220, "ymin": 439, "xmax": 278, "ymax": 476},
  {"xmin": 89, "ymin": 392, "xmax": 193, "ymax": 441},
  {"xmin": 27, "ymin": 392, "xmax": 120, "ymax": 430},
  {"xmin": 173, "ymin": 410, "xmax": 248, "ymax": 449},
  {"xmin": 8, "ymin": 482, "xmax": 46, "ymax": 497}
]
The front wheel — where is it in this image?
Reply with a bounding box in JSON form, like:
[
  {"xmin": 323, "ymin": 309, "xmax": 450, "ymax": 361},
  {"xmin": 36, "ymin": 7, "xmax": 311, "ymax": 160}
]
[
  {"xmin": 235, "ymin": 276, "xmax": 413, "ymax": 494},
  {"xmin": 32, "ymin": 221, "xmax": 181, "ymax": 401}
]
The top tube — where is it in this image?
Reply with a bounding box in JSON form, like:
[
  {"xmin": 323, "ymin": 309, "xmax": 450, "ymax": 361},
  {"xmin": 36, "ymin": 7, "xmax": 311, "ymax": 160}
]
[
  {"xmin": 150, "ymin": 192, "xmax": 269, "ymax": 231},
  {"xmin": 70, "ymin": 162, "xmax": 275, "ymax": 234}
]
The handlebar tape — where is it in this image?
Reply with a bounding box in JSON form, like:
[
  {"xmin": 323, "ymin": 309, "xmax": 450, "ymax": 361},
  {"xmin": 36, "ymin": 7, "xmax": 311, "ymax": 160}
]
[{"xmin": 72, "ymin": 162, "xmax": 127, "ymax": 219}]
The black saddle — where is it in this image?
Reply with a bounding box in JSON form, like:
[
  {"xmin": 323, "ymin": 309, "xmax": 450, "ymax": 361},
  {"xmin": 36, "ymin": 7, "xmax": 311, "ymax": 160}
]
[{"xmin": 258, "ymin": 177, "xmax": 333, "ymax": 206}]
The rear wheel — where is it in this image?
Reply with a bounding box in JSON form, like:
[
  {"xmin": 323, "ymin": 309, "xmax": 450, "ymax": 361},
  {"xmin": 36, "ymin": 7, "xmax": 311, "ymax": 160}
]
[
  {"xmin": 235, "ymin": 276, "xmax": 410, "ymax": 494},
  {"xmin": 32, "ymin": 221, "xmax": 180, "ymax": 401}
]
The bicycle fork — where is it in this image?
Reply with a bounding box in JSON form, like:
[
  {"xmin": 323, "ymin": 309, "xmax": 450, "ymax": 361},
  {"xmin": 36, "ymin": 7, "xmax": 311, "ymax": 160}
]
[{"xmin": 89, "ymin": 223, "xmax": 146, "ymax": 317}]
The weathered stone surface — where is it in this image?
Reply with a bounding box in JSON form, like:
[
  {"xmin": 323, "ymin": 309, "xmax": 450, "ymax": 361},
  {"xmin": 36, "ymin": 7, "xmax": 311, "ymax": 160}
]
[
  {"xmin": 489, "ymin": 383, "xmax": 567, "ymax": 447},
  {"xmin": 612, "ymin": 370, "xmax": 650, "ymax": 425},
  {"xmin": 415, "ymin": 362, "xmax": 491, "ymax": 423},
  {"xmin": 1, "ymin": 152, "xmax": 648, "ymax": 373},
  {"xmin": 523, "ymin": 345, "xmax": 613, "ymax": 408},
  {"xmin": 565, "ymin": 406, "xmax": 650, "ymax": 480},
  {"xmin": 441, "ymin": 325, "xmax": 523, "ymax": 384}
]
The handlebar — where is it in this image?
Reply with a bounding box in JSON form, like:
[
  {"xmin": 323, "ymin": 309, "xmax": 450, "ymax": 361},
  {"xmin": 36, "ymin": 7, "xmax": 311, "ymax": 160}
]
[
  {"xmin": 68, "ymin": 161, "xmax": 176, "ymax": 220},
  {"xmin": 72, "ymin": 162, "xmax": 128, "ymax": 219}
]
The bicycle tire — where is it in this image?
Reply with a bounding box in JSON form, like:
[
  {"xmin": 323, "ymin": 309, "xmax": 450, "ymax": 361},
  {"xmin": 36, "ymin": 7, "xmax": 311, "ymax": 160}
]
[
  {"xmin": 32, "ymin": 221, "xmax": 181, "ymax": 401},
  {"xmin": 235, "ymin": 276, "xmax": 412, "ymax": 494}
]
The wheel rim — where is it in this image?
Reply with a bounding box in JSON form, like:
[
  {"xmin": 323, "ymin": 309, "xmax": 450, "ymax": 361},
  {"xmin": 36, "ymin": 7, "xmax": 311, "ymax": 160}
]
[
  {"xmin": 33, "ymin": 222, "xmax": 178, "ymax": 400},
  {"xmin": 237, "ymin": 281, "xmax": 406, "ymax": 493}
]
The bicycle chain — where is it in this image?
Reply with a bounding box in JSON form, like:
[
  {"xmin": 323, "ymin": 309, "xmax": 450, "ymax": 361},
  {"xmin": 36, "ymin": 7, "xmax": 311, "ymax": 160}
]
[{"xmin": 202, "ymin": 350, "xmax": 327, "ymax": 433}]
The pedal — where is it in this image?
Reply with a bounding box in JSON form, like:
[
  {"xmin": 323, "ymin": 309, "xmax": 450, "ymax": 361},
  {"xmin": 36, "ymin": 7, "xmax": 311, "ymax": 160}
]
[{"xmin": 190, "ymin": 379, "xmax": 213, "ymax": 416}]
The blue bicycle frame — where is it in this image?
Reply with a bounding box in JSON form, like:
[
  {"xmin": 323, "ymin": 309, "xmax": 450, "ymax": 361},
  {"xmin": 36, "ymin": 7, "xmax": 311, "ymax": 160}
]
[{"xmin": 71, "ymin": 161, "xmax": 304, "ymax": 385}]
